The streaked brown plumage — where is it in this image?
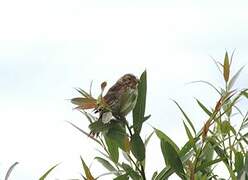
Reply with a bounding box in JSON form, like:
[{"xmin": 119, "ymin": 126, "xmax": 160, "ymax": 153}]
[{"xmin": 101, "ymin": 74, "xmax": 139, "ymax": 119}]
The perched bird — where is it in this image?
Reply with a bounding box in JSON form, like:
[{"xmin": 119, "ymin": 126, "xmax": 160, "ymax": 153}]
[{"xmin": 99, "ymin": 74, "xmax": 139, "ymax": 122}]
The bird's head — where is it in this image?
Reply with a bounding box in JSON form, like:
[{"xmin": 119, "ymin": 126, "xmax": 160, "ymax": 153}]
[{"xmin": 117, "ymin": 74, "xmax": 139, "ymax": 89}]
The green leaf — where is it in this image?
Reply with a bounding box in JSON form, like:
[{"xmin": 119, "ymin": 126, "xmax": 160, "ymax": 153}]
[
  {"xmin": 5, "ymin": 162, "xmax": 19, "ymax": 180},
  {"xmin": 144, "ymin": 131, "xmax": 154, "ymax": 147},
  {"xmin": 121, "ymin": 163, "xmax": 141, "ymax": 180},
  {"xmin": 179, "ymin": 137, "xmax": 200, "ymax": 157},
  {"xmin": 244, "ymin": 152, "xmax": 248, "ymax": 172},
  {"xmin": 39, "ymin": 164, "xmax": 59, "ymax": 180},
  {"xmin": 235, "ymin": 152, "xmax": 244, "ymax": 172},
  {"xmin": 208, "ymin": 138, "xmax": 229, "ymax": 164},
  {"xmin": 242, "ymin": 90, "xmax": 248, "ymax": 99},
  {"xmin": 183, "ymin": 121, "xmax": 197, "ymax": 153},
  {"xmin": 195, "ymin": 158, "xmax": 223, "ymax": 172},
  {"xmin": 89, "ymin": 121, "xmax": 109, "ymax": 134},
  {"xmin": 67, "ymin": 121, "xmax": 102, "ymax": 145},
  {"xmin": 222, "ymin": 99, "xmax": 233, "ymax": 117},
  {"xmin": 75, "ymin": 88, "xmax": 92, "ymax": 98},
  {"xmin": 104, "ymin": 135, "xmax": 119, "ymax": 163},
  {"xmin": 208, "ymin": 138, "xmax": 236, "ymax": 179},
  {"xmin": 106, "ymin": 123, "xmax": 129, "ymax": 151},
  {"xmin": 154, "ymin": 166, "xmax": 171, "ymax": 180},
  {"xmin": 151, "ymin": 171, "xmax": 158, "ymax": 180},
  {"xmin": 114, "ymin": 174, "xmax": 129, "ymax": 180},
  {"xmin": 195, "ymin": 99, "xmax": 212, "ymax": 117},
  {"xmin": 188, "ymin": 80, "xmax": 221, "ymax": 95},
  {"xmin": 202, "ymin": 142, "xmax": 214, "ymax": 164},
  {"xmin": 223, "ymin": 51, "xmax": 230, "ymax": 82},
  {"xmin": 80, "ymin": 110, "xmax": 96, "ymax": 123},
  {"xmin": 220, "ymin": 120, "xmax": 231, "ymax": 135},
  {"xmin": 143, "ymin": 114, "xmax": 151, "ymax": 122},
  {"xmin": 155, "ymin": 142, "xmax": 195, "ymax": 180},
  {"xmin": 173, "ymin": 100, "xmax": 196, "ymax": 135},
  {"xmin": 95, "ymin": 157, "xmax": 117, "ymax": 173},
  {"xmin": 80, "ymin": 156, "xmax": 95, "ymax": 180},
  {"xmin": 130, "ymin": 133, "xmax": 146, "ymax": 161},
  {"xmin": 133, "ymin": 70, "xmax": 147, "ymax": 134},
  {"xmin": 160, "ymin": 140, "xmax": 185, "ymax": 179},
  {"xmin": 155, "ymin": 128, "xmax": 180, "ymax": 152},
  {"xmin": 228, "ymin": 66, "xmax": 245, "ymax": 90}
]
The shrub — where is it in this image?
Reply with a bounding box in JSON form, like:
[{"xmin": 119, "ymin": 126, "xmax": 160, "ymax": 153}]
[{"xmin": 41, "ymin": 52, "xmax": 248, "ymax": 180}]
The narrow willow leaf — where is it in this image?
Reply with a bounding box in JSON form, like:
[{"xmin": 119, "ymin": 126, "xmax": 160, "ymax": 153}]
[
  {"xmin": 80, "ymin": 157, "xmax": 95, "ymax": 180},
  {"xmin": 195, "ymin": 158, "xmax": 223, "ymax": 172},
  {"xmin": 144, "ymin": 131, "xmax": 154, "ymax": 147},
  {"xmin": 95, "ymin": 157, "xmax": 117, "ymax": 173},
  {"xmin": 235, "ymin": 152, "xmax": 244, "ymax": 172},
  {"xmin": 195, "ymin": 99, "xmax": 212, "ymax": 117},
  {"xmin": 223, "ymin": 51, "xmax": 230, "ymax": 82},
  {"xmin": 179, "ymin": 137, "xmax": 199, "ymax": 157},
  {"xmin": 154, "ymin": 166, "xmax": 171, "ymax": 180},
  {"xmin": 106, "ymin": 126, "xmax": 128, "ymax": 152},
  {"xmin": 71, "ymin": 97, "xmax": 96, "ymax": 105},
  {"xmin": 155, "ymin": 149, "xmax": 194, "ymax": 180},
  {"xmin": 222, "ymin": 99, "xmax": 233, "ymax": 117},
  {"xmin": 220, "ymin": 120, "xmax": 231, "ymax": 135},
  {"xmin": 151, "ymin": 171, "xmax": 158, "ymax": 180},
  {"xmin": 80, "ymin": 110, "xmax": 96, "ymax": 123},
  {"xmin": 114, "ymin": 174, "xmax": 129, "ymax": 180},
  {"xmin": 208, "ymin": 138, "xmax": 229, "ymax": 165},
  {"xmin": 71, "ymin": 97, "xmax": 97, "ymax": 109},
  {"xmin": 95, "ymin": 171, "xmax": 123, "ymax": 179},
  {"xmin": 188, "ymin": 80, "xmax": 221, "ymax": 95},
  {"xmin": 75, "ymin": 88, "xmax": 92, "ymax": 98},
  {"xmin": 143, "ymin": 114, "xmax": 151, "ymax": 122},
  {"xmin": 130, "ymin": 133, "xmax": 145, "ymax": 161},
  {"xmin": 244, "ymin": 153, "xmax": 248, "ymax": 173},
  {"xmin": 160, "ymin": 140, "xmax": 185, "ymax": 179},
  {"xmin": 67, "ymin": 121, "xmax": 102, "ymax": 145},
  {"xmin": 208, "ymin": 138, "xmax": 237, "ymax": 179},
  {"xmin": 155, "ymin": 128, "xmax": 179, "ymax": 152},
  {"xmin": 133, "ymin": 70, "xmax": 147, "ymax": 134},
  {"xmin": 121, "ymin": 163, "xmax": 141, "ymax": 180},
  {"xmin": 230, "ymin": 49, "xmax": 236, "ymax": 66},
  {"xmin": 104, "ymin": 135, "xmax": 119, "ymax": 163},
  {"xmin": 5, "ymin": 162, "xmax": 19, "ymax": 180},
  {"xmin": 39, "ymin": 164, "xmax": 59, "ymax": 180},
  {"xmin": 210, "ymin": 55, "xmax": 223, "ymax": 74},
  {"xmin": 88, "ymin": 121, "xmax": 109, "ymax": 134},
  {"xmin": 201, "ymin": 142, "xmax": 214, "ymax": 166},
  {"xmin": 242, "ymin": 90, "xmax": 248, "ymax": 99},
  {"xmin": 183, "ymin": 121, "xmax": 197, "ymax": 153},
  {"xmin": 155, "ymin": 145, "xmax": 194, "ymax": 180},
  {"xmin": 228, "ymin": 66, "xmax": 245, "ymax": 90},
  {"xmin": 131, "ymin": 115, "xmax": 151, "ymax": 131},
  {"xmin": 173, "ymin": 100, "xmax": 196, "ymax": 135}
]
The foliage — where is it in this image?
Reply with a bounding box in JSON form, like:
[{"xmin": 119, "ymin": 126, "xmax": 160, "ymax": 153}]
[
  {"xmin": 4, "ymin": 162, "xmax": 19, "ymax": 180},
  {"xmin": 43, "ymin": 52, "xmax": 248, "ymax": 179}
]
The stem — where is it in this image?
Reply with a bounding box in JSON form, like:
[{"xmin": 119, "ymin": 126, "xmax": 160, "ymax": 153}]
[
  {"xmin": 127, "ymin": 154, "xmax": 144, "ymax": 177},
  {"xmin": 140, "ymin": 164, "xmax": 146, "ymax": 180},
  {"xmin": 122, "ymin": 117, "xmax": 146, "ymax": 179},
  {"xmin": 121, "ymin": 117, "xmax": 133, "ymax": 136},
  {"xmin": 228, "ymin": 131, "xmax": 233, "ymax": 168}
]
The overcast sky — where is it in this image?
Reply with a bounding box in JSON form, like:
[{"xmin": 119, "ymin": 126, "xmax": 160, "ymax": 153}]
[{"xmin": 0, "ymin": 0, "xmax": 248, "ymax": 179}]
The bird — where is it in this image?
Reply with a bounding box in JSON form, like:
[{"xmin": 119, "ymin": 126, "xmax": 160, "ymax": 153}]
[{"xmin": 98, "ymin": 73, "xmax": 139, "ymax": 123}]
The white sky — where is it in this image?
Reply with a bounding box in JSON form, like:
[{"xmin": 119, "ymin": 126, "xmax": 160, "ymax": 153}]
[{"xmin": 0, "ymin": 0, "xmax": 248, "ymax": 179}]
